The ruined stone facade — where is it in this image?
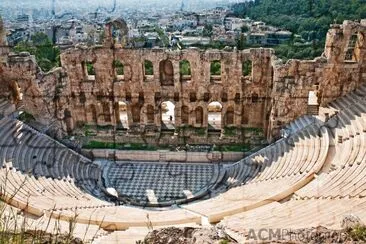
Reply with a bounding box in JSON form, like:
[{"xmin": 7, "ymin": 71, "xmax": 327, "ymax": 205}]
[{"xmin": 0, "ymin": 20, "xmax": 365, "ymax": 144}]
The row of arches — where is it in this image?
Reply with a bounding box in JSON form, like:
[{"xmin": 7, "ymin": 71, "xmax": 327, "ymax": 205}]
[
  {"xmin": 145, "ymin": 59, "xmax": 252, "ymax": 79},
  {"xmin": 87, "ymin": 101, "xmax": 235, "ymax": 130},
  {"xmin": 84, "ymin": 59, "xmax": 252, "ymax": 83}
]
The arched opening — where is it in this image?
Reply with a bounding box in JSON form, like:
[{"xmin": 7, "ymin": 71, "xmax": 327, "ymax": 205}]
[
  {"xmin": 345, "ymin": 34, "xmax": 358, "ymax": 61},
  {"xmin": 159, "ymin": 59, "xmax": 174, "ymax": 86},
  {"xmin": 161, "ymin": 101, "xmax": 175, "ymax": 129},
  {"xmin": 181, "ymin": 105, "xmax": 189, "ymax": 124},
  {"xmin": 144, "ymin": 60, "xmax": 154, "ymax": 80},
  {"xmin": 102, "ymin": 102, "xmax": 111, "ymax": 122},
  {"xmin": 195, "ymin": 106, "xmax": 203, "ymax": 125},
  {"xmin": 210, "ymin": 60, "xmax": 221, "ymax": 82},
  {"xmin": 242, "ymin": 60, "xmax": 252, "ymax": 76},
  {"xmin": 146, "ymin": 104, "xmax": 155, "ymax": 124},
  {"xmin": 226, "ymin": 106, "xmax": 234, "ymax": 125},
  {"xmin": 307, "ymin": 91, "xmax": 319, "ymax": 115},
  {"xmin": 208, "ymin": 101, "xmax": 222, "ymax": 130},
  {"xmin": 106, "ymin": 18, "xmax": 128, "ymax": 48},
  {"xmin": 242, "ymin": 107, "xmax": 249, "ymax": 124},
  {"xmin": 113, "ymin": 60, "xmax": 124, "ymax": 80},
  {"xmin": 221, "ymin": 92, "xmax": 228, "ymax": 102},
  {"xmin": 307, "ymin": 91, "xmax": 318, "ymax": 105},
  {"xmin": 180, "ymin": 60, "xmax": 191, "ymax": 81},
  {"xmin": 118, "ymin": 101, "xmax": 128, "ymax": 128},
  {"xmin": 131, "ymin": 104, "xmax": 141, "ymax": 123},
  {"xmin": 87, "ymin": 104, "xmax": 97, "ymax": 123},
  {"xmin": 84, "ymin": 61, "xmax": 96, "ymax": 81}
]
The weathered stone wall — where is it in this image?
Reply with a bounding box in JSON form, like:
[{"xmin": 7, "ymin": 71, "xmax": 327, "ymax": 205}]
[
  {"xmin": 0, "ymin": 17, "xmax": 9, "ymax": 63},
  {"xmin": 268, "ymin": 20, "xmax": 366, "ymax": 137},
  {"xmin": 0, "ymin": 19, "xmax": 365, "ymax": 144},
  {"xmin": 59, "ymin": 47, "xmax": 272, "ymax": 131}
]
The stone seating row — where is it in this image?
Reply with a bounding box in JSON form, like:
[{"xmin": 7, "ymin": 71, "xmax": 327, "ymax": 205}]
[
  {"xmin": 0, "ymin": 111, "xmax": 329, "ymax": 229},
  {"xmin": 44, "ymin": 116, "xmax": 329, "ymax": 228},
  {"xmin": 0, "ymin": 118, "xmax": 111, "ymax": 214},
  {"xmin": 221, "ymin": 198, "xmax": 366, "ymax": 242},
  {"xmin": 220, "ymin": 84, "xmax": 366, "ymax": 241},
  {"xmin": 221, "ymin": 116, "xmax": 318, "ymax": 189},
  {"xmin": 293, "ymin": 84, "xmax": 366, "ymax": 198},
  {"xmin": 0, "ymin": 99, "xmax": 15, "ymax": 116}
]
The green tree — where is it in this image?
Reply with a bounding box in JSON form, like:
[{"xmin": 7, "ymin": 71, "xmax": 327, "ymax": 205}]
[
  {"xmin": 13, "ymin": 32, "xmax": 60, "ymax": 72},
  {"xmin": 231, "ymin": 0, "xmax": 365, "ymax": 60},
  {"xmin": 203, "ymin": 24, "xmax": 213, "ymax": 37}
]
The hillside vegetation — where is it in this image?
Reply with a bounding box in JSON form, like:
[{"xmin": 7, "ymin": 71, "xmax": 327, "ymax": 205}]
[{"xmin": 232, "ymin": 0, "xmax": 366, "ymax": 60}]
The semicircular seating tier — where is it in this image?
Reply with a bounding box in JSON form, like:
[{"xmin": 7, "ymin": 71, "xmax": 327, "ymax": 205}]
[
  {"xmin": 220, "ymin": 83, "xmax": 366, "ymax": 242},
  {"xmin": 5, "ymin": 82, "xmax": 366, "ymax": 234},
  {"xmin": 0, "ymin": 112, "xmax": 330, "ymax": 230}
]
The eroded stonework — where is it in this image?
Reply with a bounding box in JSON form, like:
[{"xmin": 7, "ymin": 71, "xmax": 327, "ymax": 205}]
[{"xmin": 0, "ymin": 19, "xmax": 365, "ymax": 144}]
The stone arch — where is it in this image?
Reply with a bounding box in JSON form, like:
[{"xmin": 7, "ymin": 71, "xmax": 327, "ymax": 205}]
[
  {"xmin": 146, "ymin": 104, "xmax": 155, "ymax": 124},
  {"xmin": 144, "ymin": 60, "xmax": 154, "ymax": 76},
  {"xmin": 181, "ymin": 105, "xmax": 189, "ymax": 124},
  {"xmin": 161, "ymin": 101, "xmax": 175, "ymax": 128},
  {"xmin": 345, "ymin": 33, "xmax": 358, "ymax": 61},
  {"xmin": 104, "ymin": 18, "xmax": 129, "ymax": 48},
  {"xmin": 159, "ymin": 59, "xmax": 174, "ymax": 86},
  {"xmin": 210, "ymin": 60, "xmax": 221, "ymax": 76},
  {"xmin": 225, "ymin": 106, "xmax": 234, "ymax": 125},
  {"xmin": 83, "ymin": 60, "xmax": 96, "ymax": 81},
  {"xmin": 242, "ymin": 60, "xmax": 252, "ymax": 76},
  {"xmin": 131, "ymin": 104, "xmax": 141, "ymax": 123},
  {"xmin": 180, "ymin": 60, "xmax": 191, "ymax": 81},
  {"xmin": 208, "ymin": 101, "xmax": 222, "ymax": 130},
  {"xmin": 113, "ymin": 59, "xmax": 124, "ymax": 78},
  {"xmin": 242, "ymin": 107, "xmax": 249, "ymax": 125},
  {"xmin": 195, "ymin": 106, "xmax": 203, "ymax": 125},
  {"xmin": 86, "ymin": 104, "xmax": 97, "ymax": 123},
  {"xmin": 117, "ymin": 101, "xmax": 128, "ymax": 128},
  {"xmin": 102, "ymin": 102, "xmax": 111, "ymax": 122}
]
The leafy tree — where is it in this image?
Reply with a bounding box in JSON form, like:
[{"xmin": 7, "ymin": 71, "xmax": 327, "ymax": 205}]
[
  {"xmin": 241, "ymin": 25, "xmax": 249, "ymax": 33},
  {"xmin": 232, "ymin": 0, "xmax": 365, "ymax": 60},
  {"xmin": 13, "ymin": 32, "xmax": 60, "ymax": 72},
  {"xmin": 203, "ymin": 24, "xmax": 213, "ymax": 37},
  {"xmin": 155, "ymin": 26, "xmax": 169, "ymax": 47}
]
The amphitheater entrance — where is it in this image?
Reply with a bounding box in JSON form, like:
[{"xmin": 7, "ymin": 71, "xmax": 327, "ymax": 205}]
[
  {"xmin": 208, "ymin": 101, "xmax": 222, "ymax": 131},
  {"xmin": 161, "ymin": 101, "xmax": 175, "ymax": 130},
  {"xmin": 117, "ymin": 101, "xmax": 128, "ymax": 129}
]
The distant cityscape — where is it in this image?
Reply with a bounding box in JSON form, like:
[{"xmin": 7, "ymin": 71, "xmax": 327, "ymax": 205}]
[{"xmin": 1, "ymin": 0, "xmax": 298, "ymax": 49}]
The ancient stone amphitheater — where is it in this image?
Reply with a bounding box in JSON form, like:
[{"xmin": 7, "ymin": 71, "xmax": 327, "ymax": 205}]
[{"xmin": 0, "ymin": 19, "xmax": 365, "ymax": 243}]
